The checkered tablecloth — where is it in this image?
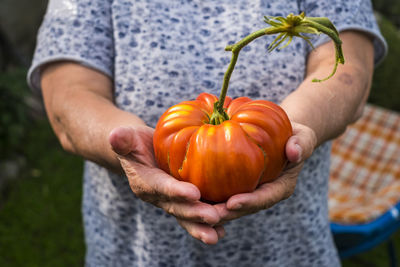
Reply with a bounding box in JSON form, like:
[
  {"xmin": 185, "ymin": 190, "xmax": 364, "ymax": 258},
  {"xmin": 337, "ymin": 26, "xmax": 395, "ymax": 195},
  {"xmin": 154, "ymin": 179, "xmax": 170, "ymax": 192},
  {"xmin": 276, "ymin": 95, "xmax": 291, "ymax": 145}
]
[{"xmin": 329, "ymin": 104, "xmax": 400, "ymax": 224}]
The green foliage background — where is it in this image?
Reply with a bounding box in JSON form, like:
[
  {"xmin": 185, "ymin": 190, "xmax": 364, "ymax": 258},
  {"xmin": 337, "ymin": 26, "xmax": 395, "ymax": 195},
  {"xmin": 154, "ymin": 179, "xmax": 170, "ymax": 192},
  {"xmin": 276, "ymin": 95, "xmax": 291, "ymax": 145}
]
[
  {"xmin": 0, "ymin": 69, "xmax": 30, "ymax": 160},
  {"xmin": 368, "ymin": 15, "xmax": 400, "ymax": 111},
  {"xmin": 0, "ymin": 122, "xmax": 85, "ymax": 266}
]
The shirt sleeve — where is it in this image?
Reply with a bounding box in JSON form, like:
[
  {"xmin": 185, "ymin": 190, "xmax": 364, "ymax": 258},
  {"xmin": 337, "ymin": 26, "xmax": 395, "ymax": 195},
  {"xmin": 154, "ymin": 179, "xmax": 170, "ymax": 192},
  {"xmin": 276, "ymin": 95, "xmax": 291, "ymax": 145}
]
[
  {"xmin": 304, "ymin": 0, "xmax": 387, "ymax": 66},
  {"xmin": 27, "ymin": 0, "xmax": 114, "ymax": 92}
]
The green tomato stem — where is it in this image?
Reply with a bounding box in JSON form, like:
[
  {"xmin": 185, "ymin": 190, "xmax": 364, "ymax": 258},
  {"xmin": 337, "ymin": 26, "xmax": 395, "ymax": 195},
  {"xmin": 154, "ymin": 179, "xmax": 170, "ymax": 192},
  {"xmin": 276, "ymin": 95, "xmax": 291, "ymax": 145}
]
[
  {"xmin": 210, "ymin": 28, "xmax": 281, "ymax": 125},
  {"xmin": 217, "ymin": 28, "xmax": 281, "ymax": 110},
  {"xmin": 209, "ymin": 13, "xmax": 344, "ymax": 125}
]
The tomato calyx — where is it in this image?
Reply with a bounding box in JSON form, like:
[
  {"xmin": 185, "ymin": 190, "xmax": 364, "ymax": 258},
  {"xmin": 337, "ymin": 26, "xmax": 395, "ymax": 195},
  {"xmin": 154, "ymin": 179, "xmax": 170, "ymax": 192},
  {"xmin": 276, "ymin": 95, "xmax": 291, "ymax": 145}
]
[
  {"xmin": 263, "ymin": 12, "xmax": 345, "ymax": 82},
  {"xmin": 209, "ymin": 101, "xmax": 230, "ymax": 125}
]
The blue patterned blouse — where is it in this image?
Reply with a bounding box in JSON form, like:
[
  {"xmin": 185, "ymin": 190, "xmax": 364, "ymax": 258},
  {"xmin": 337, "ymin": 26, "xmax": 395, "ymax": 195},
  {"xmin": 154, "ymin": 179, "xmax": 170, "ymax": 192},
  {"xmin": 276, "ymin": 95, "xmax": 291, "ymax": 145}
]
[{"xmin": 29, "ymin": 0, "xmax": 386, "ymax": 266}]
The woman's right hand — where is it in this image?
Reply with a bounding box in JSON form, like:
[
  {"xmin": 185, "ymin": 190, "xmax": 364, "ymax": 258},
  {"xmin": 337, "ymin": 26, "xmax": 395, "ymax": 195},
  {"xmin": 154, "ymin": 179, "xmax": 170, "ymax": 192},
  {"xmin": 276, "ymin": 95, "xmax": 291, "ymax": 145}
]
[{"xmin": 109, "ymin": 126, "xmax": 226, "ymax": 244}]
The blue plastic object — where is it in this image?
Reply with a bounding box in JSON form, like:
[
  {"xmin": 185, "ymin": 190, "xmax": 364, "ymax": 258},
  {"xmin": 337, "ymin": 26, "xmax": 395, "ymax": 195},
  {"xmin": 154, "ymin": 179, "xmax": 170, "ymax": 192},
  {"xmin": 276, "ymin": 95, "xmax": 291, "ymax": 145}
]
[{"xmin": 331, "ymin": 201, "xmax": 400, "ymax": 259}]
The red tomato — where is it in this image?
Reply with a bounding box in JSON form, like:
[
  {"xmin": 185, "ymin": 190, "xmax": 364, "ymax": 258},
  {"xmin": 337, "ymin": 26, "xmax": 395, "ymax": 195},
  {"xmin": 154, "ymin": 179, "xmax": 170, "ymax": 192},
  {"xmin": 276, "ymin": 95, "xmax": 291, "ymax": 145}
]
[{"xmin": 153, "ymin": 92, "xmax": 292, "ymax": 202}]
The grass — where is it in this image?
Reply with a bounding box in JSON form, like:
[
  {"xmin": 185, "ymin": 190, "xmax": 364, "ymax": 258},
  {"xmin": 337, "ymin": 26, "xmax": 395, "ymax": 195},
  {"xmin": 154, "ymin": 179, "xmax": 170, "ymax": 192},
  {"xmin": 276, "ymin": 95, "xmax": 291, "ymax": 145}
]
[{"xmin": 0, "ymin": 120, "xmax": 85, "ymax": 266}]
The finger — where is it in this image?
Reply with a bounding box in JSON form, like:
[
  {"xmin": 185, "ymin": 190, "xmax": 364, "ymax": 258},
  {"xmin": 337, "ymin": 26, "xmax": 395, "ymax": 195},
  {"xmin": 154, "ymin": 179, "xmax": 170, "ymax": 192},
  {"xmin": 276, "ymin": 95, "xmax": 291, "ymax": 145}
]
[
  {"xmin": 285, "ymin": 135, "xmax": 302, "ymax": 163},
  {"xmin": 109, "ymin": 126, "xmax": 156, "ymax": 166},
  {"xmin": 122, "ymin": 162, "xmax": 201, "ymax": 202},
  {"xmin": 214, "ymin": 225, "xmax": 226, "ymax": 239},
  {"xmin": 109, "ymin": 126, "xmax": 136, "ymax": 156},
  {"xmin": 158, "ymin": 201, "xmax": 221, "ymax": 225},
  {"xmin": 177, "ymin": 219, "xmax": 220, "ymax": 245},
  {"xmin": 225, "ymin": 167, "xmax": 299, "ymax": 211},
  {"xmin": 110, "ymin": 126, "xmax": 199, "ymax": 201},
  {"xmin": 214, "ymin": 203, "xmax": 246, "ymax": 223},
  {"xmin": 286, "ymin": 123, "xmax": 317, "ymax": 163}
]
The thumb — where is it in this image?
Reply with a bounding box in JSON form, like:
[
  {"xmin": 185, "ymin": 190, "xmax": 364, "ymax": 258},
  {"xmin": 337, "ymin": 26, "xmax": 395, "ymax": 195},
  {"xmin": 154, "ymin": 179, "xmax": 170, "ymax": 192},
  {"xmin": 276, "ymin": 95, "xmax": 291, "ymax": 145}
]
[
  {"xmin": 285, "ymin": 123, "xmax": 317, "ymax": 163},
  {"xmin": 109, "ymin": 126, "xmax": 135, "ymax": 156}
]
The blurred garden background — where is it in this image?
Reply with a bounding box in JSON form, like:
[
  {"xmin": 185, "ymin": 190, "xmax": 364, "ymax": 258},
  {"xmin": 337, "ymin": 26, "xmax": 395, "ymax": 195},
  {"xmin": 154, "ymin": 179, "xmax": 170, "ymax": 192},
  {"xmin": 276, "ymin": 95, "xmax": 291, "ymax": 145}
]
[{"xmin": 0, "ymin": 0, "xmax": 399, "ymax": 266}]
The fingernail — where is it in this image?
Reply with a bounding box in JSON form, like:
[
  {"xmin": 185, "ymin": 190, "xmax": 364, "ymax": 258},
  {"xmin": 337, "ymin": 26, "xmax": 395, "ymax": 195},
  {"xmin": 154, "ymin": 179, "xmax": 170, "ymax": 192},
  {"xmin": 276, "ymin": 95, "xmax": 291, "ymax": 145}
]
[
  {"xmin": 295, "ymin": 144, "xmax": 302, "ymax": 163},
  {"xmin": 216, "ymin": 227, "xmax": 226, "ymax": 239},
  {"xmin": 232, "ymin": 203, "xmax": 242, "ymax": 210},
  {"xmin": 200, "ymin": 233, "xmax": 207, "ymax": 244}
]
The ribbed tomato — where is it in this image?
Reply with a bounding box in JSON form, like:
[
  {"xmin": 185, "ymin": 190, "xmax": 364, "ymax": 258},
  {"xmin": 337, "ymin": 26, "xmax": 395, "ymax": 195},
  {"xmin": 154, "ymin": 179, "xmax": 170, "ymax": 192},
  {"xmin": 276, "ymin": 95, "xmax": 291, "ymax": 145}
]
[{"xmin": 153, "ymin": 92, "xmax": 292, "ymax": 202}]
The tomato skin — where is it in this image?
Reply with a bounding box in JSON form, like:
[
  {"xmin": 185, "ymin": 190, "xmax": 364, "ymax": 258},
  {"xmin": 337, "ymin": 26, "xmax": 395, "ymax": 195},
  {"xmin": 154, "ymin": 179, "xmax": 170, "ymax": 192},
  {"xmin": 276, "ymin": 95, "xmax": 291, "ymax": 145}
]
[{"xmin": 153, "ymin": 93, "xmax": 292, "ymax": 202}]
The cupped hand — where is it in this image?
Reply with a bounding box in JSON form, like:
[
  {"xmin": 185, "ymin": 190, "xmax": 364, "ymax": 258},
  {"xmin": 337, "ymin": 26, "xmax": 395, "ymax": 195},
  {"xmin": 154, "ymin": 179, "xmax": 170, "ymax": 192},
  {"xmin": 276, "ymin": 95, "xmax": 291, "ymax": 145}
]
[
  {"xmin": 214, "ymin": 122, "xmax": 317, "ymax": 223},
  {"xmin": 109, "ymin": 126, "xmax": 225, "ymax": 244}
]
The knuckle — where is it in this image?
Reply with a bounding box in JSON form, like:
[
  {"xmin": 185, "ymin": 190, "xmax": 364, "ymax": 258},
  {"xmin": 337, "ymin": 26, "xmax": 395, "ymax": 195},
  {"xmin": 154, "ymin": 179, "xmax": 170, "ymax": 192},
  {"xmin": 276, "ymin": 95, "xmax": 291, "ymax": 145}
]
[
  {"xmin": 260, "ymin": 200, "xmax": 274, "ymax": 211},
  {"xmin": 128, "ymin": 177, "xmax": 158, "ymax": 203},
  {"xmin": 280, "ymin": 185, "xmax": 294, "ymax": 201},
  {"xmin": 121, "ymin": 160, "xmax": 169, "ymax": 205},
  {"xmin": 282, "ymin": 188, "xmax": 294, "ymax": 200},
  {"xmin": 165, "ymin": 203, "xmax": 176, "ymax": 216},
  {"xmin": 158, "ymin": 201, "xmax": 179, "ymax": 217},
  {"xmin": 278, "ymin": 177, "xmax": 296, "ymax": 199},
  {"xmin": 119, "ymin": 158, "xmax": 135, "ymax": 174},
  {"xmin": 178, "ymin": 220, "xmax": 197, "ymax": 239}
]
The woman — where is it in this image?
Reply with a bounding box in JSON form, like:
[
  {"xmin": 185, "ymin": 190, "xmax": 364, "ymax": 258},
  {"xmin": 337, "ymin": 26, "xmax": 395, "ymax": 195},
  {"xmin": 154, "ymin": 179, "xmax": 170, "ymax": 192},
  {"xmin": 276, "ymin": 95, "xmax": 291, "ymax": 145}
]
[{"xmin": 29, "ymin": 0, "xmax": 386, "ymax": 266}]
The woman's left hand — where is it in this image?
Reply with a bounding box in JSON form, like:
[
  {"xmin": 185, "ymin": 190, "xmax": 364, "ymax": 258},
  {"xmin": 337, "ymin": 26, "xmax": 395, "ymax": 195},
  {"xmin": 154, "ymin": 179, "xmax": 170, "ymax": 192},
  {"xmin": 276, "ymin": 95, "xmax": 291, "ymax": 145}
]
[{"xmin": 213, "ymin": 122, "xmax": 317, "ymax": 223}]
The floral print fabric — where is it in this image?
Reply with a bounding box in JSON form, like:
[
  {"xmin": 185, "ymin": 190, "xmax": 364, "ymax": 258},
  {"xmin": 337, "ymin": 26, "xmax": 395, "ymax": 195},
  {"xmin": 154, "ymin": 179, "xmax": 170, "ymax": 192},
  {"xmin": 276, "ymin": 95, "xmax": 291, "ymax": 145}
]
[{"xmin": 29, "ymin": 0, "xmax": 386, "ymax": 266}]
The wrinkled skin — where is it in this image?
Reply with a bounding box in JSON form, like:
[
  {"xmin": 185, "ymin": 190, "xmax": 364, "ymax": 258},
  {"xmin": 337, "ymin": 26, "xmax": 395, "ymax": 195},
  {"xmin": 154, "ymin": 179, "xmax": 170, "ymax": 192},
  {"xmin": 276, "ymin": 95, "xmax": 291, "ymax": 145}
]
[
  {"xmin": 153, "ymin": 92, "xmax": 293, "ymax": 202},
  {"xmin": 110, "ymin": 122, "xmax": 315, "ymax": 244}
]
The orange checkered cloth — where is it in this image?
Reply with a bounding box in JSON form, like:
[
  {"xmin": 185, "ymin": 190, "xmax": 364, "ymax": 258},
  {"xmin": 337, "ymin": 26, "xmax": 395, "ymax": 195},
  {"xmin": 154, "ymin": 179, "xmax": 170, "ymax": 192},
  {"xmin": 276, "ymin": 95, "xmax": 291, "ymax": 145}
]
[{"xmin": 329, "ymin": 104, "xmax": 400, "ymax": 224}]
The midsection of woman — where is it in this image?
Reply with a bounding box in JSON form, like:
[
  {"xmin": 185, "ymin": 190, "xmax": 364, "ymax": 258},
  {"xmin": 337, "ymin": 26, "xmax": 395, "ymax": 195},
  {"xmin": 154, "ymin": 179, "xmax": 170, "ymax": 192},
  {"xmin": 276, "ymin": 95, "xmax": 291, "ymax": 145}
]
[{"xmin": 28, "ymin": 0, "xmax": 386, "ymax": 266}]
